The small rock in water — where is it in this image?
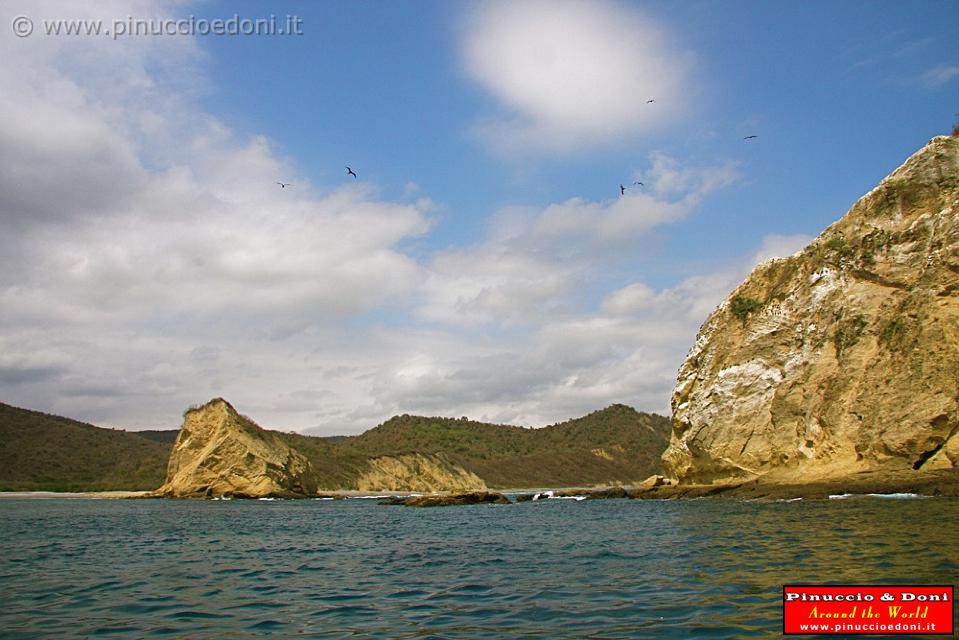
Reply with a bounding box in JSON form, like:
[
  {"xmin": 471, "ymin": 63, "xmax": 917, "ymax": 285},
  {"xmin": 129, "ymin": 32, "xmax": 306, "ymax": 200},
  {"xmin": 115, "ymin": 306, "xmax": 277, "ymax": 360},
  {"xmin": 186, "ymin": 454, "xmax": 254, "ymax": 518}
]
[{"xmin": 381, "ymin": 491, "xmax": 510, "ymax": 507}]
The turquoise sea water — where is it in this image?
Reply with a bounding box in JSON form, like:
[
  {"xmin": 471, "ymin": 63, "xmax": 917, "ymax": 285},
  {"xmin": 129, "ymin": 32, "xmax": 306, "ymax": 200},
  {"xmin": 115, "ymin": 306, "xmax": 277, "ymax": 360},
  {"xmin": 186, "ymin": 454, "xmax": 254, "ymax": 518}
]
[{"xmin": 1, "ymin": 496, "xmax": 957, "ymax": 639}]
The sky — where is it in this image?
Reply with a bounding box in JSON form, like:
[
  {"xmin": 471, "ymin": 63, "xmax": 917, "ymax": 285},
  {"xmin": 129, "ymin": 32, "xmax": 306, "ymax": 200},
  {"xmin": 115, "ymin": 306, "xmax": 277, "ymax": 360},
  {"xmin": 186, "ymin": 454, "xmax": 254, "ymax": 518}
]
[{"xmin": 1, "ymin": 0, "xmax": 957, "ymax": 434}]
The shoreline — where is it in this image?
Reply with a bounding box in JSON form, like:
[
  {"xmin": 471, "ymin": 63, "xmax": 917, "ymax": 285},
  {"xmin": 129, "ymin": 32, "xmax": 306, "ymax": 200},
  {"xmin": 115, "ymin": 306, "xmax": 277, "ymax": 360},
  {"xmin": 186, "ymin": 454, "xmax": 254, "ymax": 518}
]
[
  {"xmin": 3, "ymin": 469, "xmax": 957, "ymax": 501},
  {"xmin": 636, "ymin": 468, "xmax": 959, "ymax": 500},
  {"xmin": 0, "ymin": 491, "xmax": 154, "ymax": 500}
]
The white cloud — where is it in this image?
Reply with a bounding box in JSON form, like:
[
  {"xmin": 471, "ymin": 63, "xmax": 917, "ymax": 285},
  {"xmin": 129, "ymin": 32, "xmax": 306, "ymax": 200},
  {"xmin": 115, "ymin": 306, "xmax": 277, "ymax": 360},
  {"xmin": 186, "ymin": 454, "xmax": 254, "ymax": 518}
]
[
  {"xmin": 350, "ymin": 267, "xmax": 744, "ymax": 426},
  {"xmin": 383, "ymin": 156, "xmax": 744, "ymax": 424},
  {"xmin": 917, "ymin": 64, "xmax": 959, "ymax": 88},
  {"xmin": 373, "ymin": 230, "xmax": 813, "ymax": 427},
  {"xmin": 600, "ymin": 282, "xmax": 657, "ymax": 315},
  {"xmin": 462, "ymin": 0, "xmax": 694, "ymax": 152},
  {"xmin": 418, "ymin": 155, "xmax": 736, "ymax": 325},
  {"xmin": 0, "ymin": 0, "xmax": 434, "ymax": 428},
  {"xmin": 419, "ymin": 248, "xmax": 573, "ymax": 325},
  {"xmin": 2, "ymin": 0, "xmax": 433, "ymax": 323},
  {"xmin": 645, "ymin": 153, "xmax": 739, "ymax": 203},
  {"xmin": 750, "ymin": 233, "xmax": 814, "ymax": 265}
]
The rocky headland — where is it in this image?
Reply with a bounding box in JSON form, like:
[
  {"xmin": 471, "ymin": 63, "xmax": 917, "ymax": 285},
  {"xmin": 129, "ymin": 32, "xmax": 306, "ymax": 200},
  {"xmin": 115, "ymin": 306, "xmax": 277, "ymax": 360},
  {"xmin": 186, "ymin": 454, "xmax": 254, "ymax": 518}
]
[
  {"xmin": 156, "ymin": 399, "xmax": 490, "ymax": 498},
  {"xmin": 663, "ymin": 136, "xmax": 959, "ymax": 488},
  {"xmin": 158, "ymin": 398, "xmax": 319, "ymax": 498}
]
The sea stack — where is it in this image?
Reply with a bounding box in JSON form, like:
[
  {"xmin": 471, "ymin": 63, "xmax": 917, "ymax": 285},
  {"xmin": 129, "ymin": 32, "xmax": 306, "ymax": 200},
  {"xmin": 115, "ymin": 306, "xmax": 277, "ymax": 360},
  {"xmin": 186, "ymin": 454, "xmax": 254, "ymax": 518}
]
[
  {"xmin": 663, "ymin": 136, "xmax": 959, "ymax": 484},
  {"xmin": 158, "ymin": 398, "xmax": 318, "ymax": 498}
]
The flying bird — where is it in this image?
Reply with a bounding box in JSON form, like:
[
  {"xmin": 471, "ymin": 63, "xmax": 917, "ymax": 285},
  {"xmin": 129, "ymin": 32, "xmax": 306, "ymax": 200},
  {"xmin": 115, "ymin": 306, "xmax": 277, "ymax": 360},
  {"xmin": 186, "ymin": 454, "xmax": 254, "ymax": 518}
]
[
  {"xmin": 275, "ymin": 181, "xmax": 292, "ymax": 188},
  {"xmin": 346, "ymin": 166, "xmax": 357, "ymax": 178},
  {"xmin": 633, "ymin": 181, "xmax": 644, "ymax": 187},
  {"xmin": 620, "ymin": 184, "xmax": 626, "ymax": 195},
  {"xmin": 743, "ymin": 135, "xmax": 758, "ymax": 140},
  {"xmin": 646, "ymin": 99, "xmax": 655, "ymax": 104}
]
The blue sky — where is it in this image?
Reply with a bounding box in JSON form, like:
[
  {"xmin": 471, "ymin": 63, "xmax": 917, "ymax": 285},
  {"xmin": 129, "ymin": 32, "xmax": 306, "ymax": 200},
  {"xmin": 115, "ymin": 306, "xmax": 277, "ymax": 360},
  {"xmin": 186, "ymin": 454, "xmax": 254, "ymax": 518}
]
[
  {"xmin": 203, "ymin": 4, "xmax": 954, "ymax": 225},
  {"xmin": 197, "ymin": 0, "xmax": 958, "ymax": 282},
  {"xmin": 1, "ymin": 0, "xmax": 957, "ymax": 433}
]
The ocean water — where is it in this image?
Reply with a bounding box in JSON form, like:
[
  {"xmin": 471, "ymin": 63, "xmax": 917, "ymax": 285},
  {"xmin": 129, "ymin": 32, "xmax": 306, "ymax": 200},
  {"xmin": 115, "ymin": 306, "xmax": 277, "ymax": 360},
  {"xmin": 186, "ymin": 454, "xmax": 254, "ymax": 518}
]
[{"xmin": 1, "ymin": 496, "xmax": 957, "ymax": 639}]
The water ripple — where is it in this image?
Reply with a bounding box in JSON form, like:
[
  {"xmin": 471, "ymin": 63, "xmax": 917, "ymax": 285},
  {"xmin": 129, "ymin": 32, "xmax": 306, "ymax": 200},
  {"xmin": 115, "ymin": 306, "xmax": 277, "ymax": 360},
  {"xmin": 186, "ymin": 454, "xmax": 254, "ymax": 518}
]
[{"xmin": 0, "ymin": 497, "xmax": 957, "ymax": 638}]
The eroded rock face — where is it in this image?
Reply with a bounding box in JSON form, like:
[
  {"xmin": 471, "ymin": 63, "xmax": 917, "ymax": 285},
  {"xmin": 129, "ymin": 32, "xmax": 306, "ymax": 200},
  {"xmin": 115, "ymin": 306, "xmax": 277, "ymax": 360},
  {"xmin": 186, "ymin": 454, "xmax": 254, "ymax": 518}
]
[
  {"xmin": 158, "ymin": 398, "xmax": 318, "ymax": 497},
  {"xmin": 663, "ymin": 136, "xmax": 959, "ymax": 484},
  {"xmin": 356, "ymin": 453, "xmax": 487, "ymax": 492}
]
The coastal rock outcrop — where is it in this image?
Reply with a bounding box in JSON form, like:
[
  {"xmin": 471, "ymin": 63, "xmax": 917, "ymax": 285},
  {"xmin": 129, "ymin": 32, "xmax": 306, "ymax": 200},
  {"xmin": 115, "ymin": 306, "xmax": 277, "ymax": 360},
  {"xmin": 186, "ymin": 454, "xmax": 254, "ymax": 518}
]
[
  {"xmin": 384, "ymin": 491, "xmax": 510, "ymax": 507},
  {"xmin": 356, "ymin": 453, "xmax": 487, "ymax": 492},
  {"xmin": 663, "ymin": 136, "xmax": 959, "ymax": 484},
  {"xmin": 158, "ymin": 398, "xmax": 318, "ymax": 498}
]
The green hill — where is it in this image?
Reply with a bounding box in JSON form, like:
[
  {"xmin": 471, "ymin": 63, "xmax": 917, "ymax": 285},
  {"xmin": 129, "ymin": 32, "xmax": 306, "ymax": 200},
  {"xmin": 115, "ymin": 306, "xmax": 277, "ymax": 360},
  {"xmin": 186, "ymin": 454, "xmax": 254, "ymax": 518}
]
[
  {"xmin": 1, "ymin": 401, "xmax": 671, "ymax": 491},
  {"xmin": 282, "ymin": 404, "xmax": 672, "ymax": 489},
  {"xmin": 0, "ymin": 402, "xmax": 175, "ymax": 491},
  {"xmin": 134, "ymin": 430, "xmax": 180, "ymax": 445}
]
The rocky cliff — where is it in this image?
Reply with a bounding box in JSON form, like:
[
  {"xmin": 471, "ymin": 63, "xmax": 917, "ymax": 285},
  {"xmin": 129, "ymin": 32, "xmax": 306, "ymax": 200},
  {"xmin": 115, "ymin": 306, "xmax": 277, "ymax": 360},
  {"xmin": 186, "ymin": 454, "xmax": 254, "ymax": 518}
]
[
  {"xmin": 663, "ymin": 136, "xmax": 959, "ymax": 484},
  {"xmin": 356, "ymin": 453, "xmax": 487, "ymax": 492},
  {"xmin": 158, "ymin": 398, "xmax": 319, "ymax": 498},
  {"xmin": 157, "ymin": 399, "xmax": 493, "ymax": 497}
]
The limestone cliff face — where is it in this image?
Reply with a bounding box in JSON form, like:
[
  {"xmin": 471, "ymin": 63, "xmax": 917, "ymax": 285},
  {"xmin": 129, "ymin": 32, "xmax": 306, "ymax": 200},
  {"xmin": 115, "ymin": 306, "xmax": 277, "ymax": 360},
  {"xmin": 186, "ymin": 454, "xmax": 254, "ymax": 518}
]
[
  {"xmin": 158, "ymin": 398, "xmax": 318, "ymax": 497},
  {"xmin": 663, "ymin": 136, "xmax": 959, "ymax": 483},
  {"xmin": 355, "ymin": 453, "xmax": 487, "ymax": 492}
]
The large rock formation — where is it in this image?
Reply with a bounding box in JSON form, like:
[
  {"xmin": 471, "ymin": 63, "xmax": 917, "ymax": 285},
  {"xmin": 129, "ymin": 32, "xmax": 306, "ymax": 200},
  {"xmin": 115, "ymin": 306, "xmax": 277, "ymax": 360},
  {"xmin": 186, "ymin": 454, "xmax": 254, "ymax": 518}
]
[
  {"xmin": 156, "ymin": 399, "xmax": 491, "ymax": 497},
  {"xmin": 663, "ymin": 136, "xmax": 959, "ymax": 484},
  {"xmin": 158, "ymin": 398, "xmax": 319, "ymax": 498},
  {"xmin": 356, "ymin": 453, "xmax": 487, "ymax": 492}
]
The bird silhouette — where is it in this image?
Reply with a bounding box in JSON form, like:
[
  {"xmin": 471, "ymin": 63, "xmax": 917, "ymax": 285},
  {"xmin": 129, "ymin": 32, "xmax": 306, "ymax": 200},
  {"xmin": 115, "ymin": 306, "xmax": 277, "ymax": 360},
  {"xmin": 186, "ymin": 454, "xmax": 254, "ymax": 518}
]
[
  {"xmin": 276, "ymin": 181, "xmax": 292, "ymax": 188},
  {"xmin": 743, "ymin": 135, "xmax": 758, "ymax": 140},
  {"xmin": 346, "ymin": 166, "xmax": 357, "ymax": 178},
  {"xmin": 646, "ymin": 99, "xmax": 655, "ymax": 104},
  {"xmin": 620, "ymin": 184, "xmax": 626, "ymax": 195},
  {"xmin": 632, "ymin": 181, "xmax": 644, "ymax": 187}
]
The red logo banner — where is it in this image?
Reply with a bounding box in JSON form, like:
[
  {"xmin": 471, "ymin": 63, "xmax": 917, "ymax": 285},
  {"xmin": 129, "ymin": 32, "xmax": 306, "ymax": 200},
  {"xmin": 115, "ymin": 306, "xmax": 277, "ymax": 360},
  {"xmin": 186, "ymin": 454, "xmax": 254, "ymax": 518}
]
[{"xmin": 783, "ymin": 585, "xmax": 954, "ymax": 635}]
